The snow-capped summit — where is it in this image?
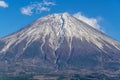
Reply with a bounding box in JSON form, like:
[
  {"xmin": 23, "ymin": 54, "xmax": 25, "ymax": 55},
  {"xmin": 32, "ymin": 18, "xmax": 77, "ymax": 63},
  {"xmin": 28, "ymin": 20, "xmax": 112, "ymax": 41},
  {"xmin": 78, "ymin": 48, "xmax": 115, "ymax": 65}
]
[
  {"xmin": 1, "ymin": 13, "xmax": 120, "ymax": 53},
  {"xmin": 0, "ymin": 13, "xmax": 120, "ymax": 78}
]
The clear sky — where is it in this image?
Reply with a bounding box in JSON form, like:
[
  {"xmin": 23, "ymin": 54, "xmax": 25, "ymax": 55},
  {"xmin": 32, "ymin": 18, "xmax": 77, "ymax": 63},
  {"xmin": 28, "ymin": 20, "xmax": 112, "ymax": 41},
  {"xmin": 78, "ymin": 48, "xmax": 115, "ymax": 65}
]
[{"xmin": 0, "ymin": 0, "xmax": 120, "ymax": 41}]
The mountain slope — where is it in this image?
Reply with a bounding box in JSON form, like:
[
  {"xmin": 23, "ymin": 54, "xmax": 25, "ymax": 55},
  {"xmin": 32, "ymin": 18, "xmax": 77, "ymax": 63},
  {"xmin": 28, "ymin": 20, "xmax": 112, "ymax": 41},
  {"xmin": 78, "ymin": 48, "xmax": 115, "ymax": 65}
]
[{"xmin": 0, "ymin": 13, "xmax": 120, "ymax": 79}]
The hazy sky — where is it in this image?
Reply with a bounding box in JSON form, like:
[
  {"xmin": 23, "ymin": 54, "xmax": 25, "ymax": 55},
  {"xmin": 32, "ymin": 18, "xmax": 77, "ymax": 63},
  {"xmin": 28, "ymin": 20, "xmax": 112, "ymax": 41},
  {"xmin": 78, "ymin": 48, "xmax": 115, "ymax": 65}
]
[{"xmin": 0, "ymin": 0, "xmax": 120, "ymax": 41}]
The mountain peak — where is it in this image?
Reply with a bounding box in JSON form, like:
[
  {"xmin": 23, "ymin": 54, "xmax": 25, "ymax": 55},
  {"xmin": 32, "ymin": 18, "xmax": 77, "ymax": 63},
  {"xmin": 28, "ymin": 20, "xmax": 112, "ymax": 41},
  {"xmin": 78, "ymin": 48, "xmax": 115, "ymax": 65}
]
[
  {"xmin": 62, "ymin": 12, "xmax": 70, "ymax": 16},
  {"xmin": 37, "ymin": 12, "xmax": 71, "ymax": 21},
  {"xmin": 0, "ymin": 12, "xmax": 120, "ymax": 53},
  {"xmin": 0, "ymin": 13, "xmax": 120, "ymax": 78},
  {"xmin": 52, "ymin": 12, "xmax": 70, "ymax": 16}
]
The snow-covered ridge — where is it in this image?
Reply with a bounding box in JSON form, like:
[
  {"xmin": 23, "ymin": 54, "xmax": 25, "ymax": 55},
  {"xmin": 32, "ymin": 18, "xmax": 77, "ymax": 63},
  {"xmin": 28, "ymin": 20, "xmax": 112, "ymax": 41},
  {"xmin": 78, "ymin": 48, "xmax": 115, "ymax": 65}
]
[{"xmin": 0, "ymin": 13, "xmax": 120, "ymax": 53}]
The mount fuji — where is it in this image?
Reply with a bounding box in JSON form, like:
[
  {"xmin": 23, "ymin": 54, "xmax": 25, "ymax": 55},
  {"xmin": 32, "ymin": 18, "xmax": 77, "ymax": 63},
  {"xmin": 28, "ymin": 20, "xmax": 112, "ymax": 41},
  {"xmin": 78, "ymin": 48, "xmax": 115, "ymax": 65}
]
[{"xmin": 0, "ymin": 13, "xmax": 120, "ymax": 80}]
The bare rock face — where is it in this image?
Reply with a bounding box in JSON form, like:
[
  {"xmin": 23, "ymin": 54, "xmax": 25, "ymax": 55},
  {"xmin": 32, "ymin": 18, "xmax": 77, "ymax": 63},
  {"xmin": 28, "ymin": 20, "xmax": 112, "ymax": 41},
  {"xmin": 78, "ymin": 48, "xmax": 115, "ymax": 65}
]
[{"xmin": 0, "ymin": 13, "xmax": 120, "ymax": 79}]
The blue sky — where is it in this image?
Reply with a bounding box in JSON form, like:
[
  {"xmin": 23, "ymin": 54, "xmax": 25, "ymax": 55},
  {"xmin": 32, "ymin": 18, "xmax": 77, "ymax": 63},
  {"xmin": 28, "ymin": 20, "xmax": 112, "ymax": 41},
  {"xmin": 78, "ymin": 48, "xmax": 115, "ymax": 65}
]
[{"xmin": 0, "ymin": 0, "xmax": 120, "ymax": 41}]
